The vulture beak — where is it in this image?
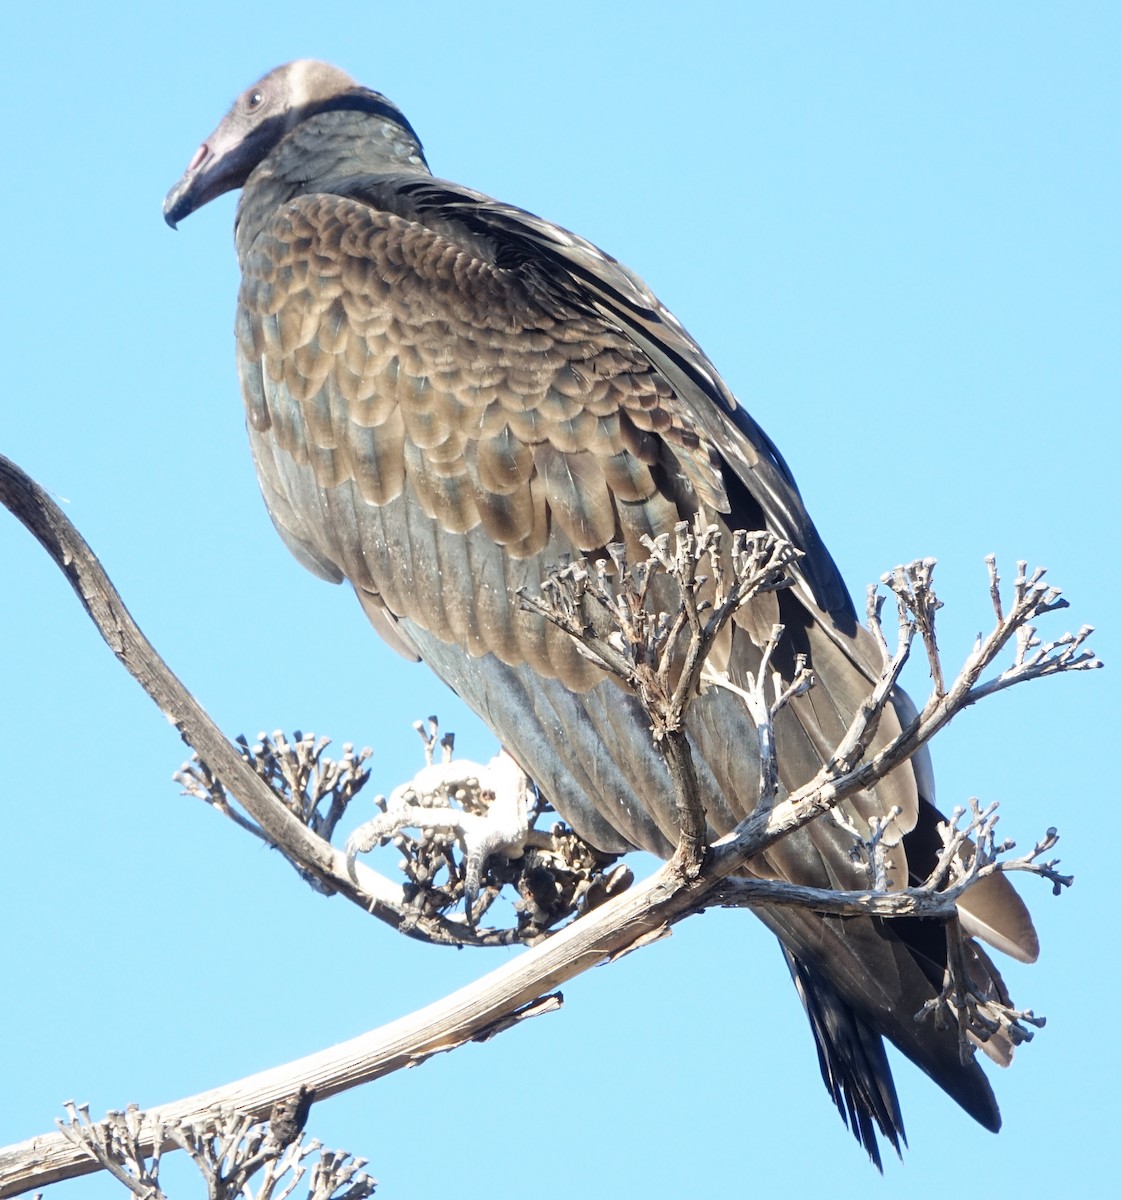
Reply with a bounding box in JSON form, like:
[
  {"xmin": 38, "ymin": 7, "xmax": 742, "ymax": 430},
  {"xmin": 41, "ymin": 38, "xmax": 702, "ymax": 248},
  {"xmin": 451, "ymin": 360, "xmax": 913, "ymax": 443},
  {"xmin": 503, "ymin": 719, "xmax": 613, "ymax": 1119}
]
[
  {"xmin": 163, "ymin": 140, "xmax": 216, "ymax": 228},
  {"xmin": 164, "ymin": 112, "xmax": 277, "ymax": 228}
]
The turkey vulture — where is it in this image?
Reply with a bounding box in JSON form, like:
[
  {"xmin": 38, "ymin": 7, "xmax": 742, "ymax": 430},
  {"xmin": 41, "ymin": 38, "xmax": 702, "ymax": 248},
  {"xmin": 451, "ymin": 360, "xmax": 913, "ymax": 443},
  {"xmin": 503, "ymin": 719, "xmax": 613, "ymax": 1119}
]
[{"xmin": 164, "ymin": 60, "xmax": 1038, "ymax": 1166}]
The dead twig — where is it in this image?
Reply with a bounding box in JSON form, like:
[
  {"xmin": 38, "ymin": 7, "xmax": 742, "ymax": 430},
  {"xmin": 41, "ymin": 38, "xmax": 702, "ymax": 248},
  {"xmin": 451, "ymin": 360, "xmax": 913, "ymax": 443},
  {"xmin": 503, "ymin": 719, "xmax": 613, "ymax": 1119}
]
[
  {"xmin": 55, "ymin": 1092, "xmax": 375, "ymax": 1200},
  {"xmin": 0, "ymin": 455, "xmax": 1099, "ymax": 1197}
]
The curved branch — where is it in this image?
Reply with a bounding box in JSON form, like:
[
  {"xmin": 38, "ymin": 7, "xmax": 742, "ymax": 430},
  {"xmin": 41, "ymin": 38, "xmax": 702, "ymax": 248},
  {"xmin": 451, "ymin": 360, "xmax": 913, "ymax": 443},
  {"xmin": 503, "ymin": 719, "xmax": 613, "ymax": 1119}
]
[
  {"xmin": 0, "ymin": 455, "xmax": 409, "ymax": 929},
  {"xmin": 0, "ymin": 849, "xmax": 713, "ymax": 1197},
  {"xmin": 0, "ymin": 457, "xmax": 1096, "ymax": 1196}
]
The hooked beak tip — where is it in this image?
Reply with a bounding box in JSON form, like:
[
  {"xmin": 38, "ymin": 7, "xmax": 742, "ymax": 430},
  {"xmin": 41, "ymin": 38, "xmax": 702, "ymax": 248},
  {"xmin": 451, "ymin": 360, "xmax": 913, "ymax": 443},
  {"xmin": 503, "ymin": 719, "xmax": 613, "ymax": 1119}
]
[{"xmin": 162, "ymin": 184, "xmax": 192, "ymax": 230}]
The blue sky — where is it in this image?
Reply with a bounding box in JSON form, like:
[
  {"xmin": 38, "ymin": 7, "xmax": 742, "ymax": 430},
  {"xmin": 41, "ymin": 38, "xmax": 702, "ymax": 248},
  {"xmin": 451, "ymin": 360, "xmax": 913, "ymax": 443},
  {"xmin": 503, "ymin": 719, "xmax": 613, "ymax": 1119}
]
[{"xmin": 1, "ymin": 3, "xmax": 1117, "ymax": 1197}]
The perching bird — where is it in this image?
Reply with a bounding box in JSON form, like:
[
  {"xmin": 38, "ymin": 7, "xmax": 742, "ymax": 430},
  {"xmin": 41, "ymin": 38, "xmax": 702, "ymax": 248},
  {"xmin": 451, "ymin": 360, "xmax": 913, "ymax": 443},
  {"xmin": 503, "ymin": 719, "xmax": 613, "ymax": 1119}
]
[{"xmin": 164, "ymin": 60, "xmax": 1038, "ymax": 1166}]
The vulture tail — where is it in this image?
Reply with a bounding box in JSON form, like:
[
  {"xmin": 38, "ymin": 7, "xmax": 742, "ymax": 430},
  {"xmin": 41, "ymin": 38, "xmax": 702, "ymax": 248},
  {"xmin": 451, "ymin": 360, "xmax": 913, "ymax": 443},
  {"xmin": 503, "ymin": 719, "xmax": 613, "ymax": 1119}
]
[{"xmin": 784, "ymin": 949, "xmax": 905, "ymax": 1171}]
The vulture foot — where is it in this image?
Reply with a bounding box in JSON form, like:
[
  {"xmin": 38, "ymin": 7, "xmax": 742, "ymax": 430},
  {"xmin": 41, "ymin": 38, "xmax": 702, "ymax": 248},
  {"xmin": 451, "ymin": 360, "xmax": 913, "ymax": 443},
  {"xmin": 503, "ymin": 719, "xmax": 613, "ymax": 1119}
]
[{"xmin": 346, "ymin": 750, "xmax": 531, "ymax": 921}]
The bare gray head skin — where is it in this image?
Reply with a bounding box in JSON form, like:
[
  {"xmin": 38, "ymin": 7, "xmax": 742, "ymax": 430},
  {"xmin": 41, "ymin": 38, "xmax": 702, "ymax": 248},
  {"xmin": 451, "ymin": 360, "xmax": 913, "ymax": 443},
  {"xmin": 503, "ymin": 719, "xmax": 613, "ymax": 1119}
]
[{"xmin": 163, "ymin": 60, "xmax": 362, "ymax": 227}]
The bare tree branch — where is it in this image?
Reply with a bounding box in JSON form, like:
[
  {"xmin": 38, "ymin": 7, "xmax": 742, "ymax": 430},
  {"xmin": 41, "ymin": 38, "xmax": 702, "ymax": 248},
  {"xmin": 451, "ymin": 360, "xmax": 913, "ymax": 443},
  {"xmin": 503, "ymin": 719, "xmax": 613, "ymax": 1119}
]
[
  {"xmin": 715, "ymin": 798, "xmax": 1072, "ymax": 918},
  {"xmin": 54, "ymin": 1092, "xmax": 376, "ymax": 1200},
  {"xmin": 0, "ymin": 456, "xmax": 1100, "ymax": 1197},
  {"xmin": 711, "ymin": 556, "xmax": 1099, "ymax": 875},
  {"xmin": 520, "ymin": 520, "xmax": 802, "ymax": 873},
  {"xmin": 0, "ymin": 455, "xmax": 414, "ymax": 932}
]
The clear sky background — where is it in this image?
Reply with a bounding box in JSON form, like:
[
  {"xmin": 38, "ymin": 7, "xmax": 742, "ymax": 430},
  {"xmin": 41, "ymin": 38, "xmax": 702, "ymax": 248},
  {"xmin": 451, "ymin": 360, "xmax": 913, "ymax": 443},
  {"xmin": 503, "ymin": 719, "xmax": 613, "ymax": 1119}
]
[{"xmin": 1, "ymin": 4, "xmax": 1117, "ymax": 1198}]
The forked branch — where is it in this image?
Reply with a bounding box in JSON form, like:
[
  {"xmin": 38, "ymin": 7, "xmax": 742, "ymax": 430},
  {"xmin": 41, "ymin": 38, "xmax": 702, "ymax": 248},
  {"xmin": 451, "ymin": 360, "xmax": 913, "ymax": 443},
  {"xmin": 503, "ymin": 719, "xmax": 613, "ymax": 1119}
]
[{"xmin": 0, "ymin": 455, "xmax": 1100, "ymax": 1197}]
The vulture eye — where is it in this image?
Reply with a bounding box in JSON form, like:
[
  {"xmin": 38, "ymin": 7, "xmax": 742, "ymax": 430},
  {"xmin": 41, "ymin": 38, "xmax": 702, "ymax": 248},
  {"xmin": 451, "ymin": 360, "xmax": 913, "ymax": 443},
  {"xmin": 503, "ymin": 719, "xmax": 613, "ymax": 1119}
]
[{"xmin": 246, "ymin": 89, "xmax": 265, "ymax": 110}]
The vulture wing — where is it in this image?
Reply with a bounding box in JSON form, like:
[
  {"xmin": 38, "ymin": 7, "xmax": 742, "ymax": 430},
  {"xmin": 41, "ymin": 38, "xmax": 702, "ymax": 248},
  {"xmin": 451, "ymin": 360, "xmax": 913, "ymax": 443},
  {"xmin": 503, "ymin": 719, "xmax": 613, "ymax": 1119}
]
[{"xmin": 164, "ymin": 60, "xmax": 1039, "ymax": 1168}]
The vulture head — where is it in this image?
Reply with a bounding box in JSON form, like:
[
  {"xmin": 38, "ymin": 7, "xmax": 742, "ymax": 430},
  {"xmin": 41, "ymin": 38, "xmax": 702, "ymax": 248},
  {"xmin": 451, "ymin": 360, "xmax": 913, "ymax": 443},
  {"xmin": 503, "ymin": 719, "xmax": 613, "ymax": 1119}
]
[{"xmin": 163, "ymin": 60, "xmax": 422, "ymax": 228}]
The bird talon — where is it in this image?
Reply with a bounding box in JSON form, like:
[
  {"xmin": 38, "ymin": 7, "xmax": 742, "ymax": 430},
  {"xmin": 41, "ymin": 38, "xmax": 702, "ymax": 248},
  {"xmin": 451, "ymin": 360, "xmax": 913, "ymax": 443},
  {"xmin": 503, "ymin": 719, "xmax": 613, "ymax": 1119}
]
[{"xmin": 347, "ymin": 751, "xmax": 531, "ymax": 920}]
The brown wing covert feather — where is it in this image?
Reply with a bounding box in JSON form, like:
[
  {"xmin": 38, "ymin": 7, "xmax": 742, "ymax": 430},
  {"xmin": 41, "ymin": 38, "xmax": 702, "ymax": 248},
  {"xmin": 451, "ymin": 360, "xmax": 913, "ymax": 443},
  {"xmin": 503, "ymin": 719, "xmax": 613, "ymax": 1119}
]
[{"xmin": 237, "ymin": 194, "xmax": 718, "ymax": 688}]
